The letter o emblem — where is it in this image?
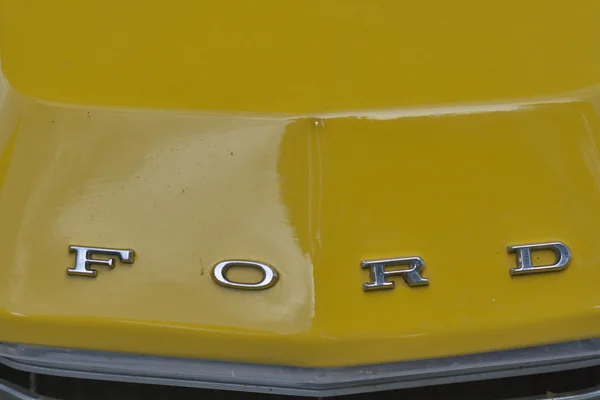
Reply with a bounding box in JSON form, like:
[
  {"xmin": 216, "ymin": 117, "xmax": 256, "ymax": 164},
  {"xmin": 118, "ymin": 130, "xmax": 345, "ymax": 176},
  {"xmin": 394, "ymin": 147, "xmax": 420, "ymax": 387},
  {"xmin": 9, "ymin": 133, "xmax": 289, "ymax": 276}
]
[{"xmin": 211, "ymin": 260, "xmax": 279, "ymax": 290}]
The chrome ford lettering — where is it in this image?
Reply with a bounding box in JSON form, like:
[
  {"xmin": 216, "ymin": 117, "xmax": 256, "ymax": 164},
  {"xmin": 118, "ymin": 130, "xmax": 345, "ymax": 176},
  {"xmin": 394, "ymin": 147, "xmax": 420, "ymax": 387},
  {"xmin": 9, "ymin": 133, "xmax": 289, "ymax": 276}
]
[
  {"xmin": 507, "ymin": 241, "xmax": 571, "ymax": 276},
  {"xmin": 362, "ymin": 257, "xmax": 429, "ymax": 291},
  {"xmin": 212, "ymin": 260, "xmax": 279, "ymax": 290},
  {"xmin": 67, "ymin": 245, "xmax": 135, "ymax": 277}
]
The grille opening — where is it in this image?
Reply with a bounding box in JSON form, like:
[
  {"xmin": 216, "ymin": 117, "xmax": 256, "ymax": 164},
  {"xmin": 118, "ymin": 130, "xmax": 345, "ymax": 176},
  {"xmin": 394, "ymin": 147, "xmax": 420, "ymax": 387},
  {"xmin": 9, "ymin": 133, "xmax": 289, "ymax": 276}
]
[{"xmin": 0, "ymin": 363, "xmax": 598, "ymax": 400}]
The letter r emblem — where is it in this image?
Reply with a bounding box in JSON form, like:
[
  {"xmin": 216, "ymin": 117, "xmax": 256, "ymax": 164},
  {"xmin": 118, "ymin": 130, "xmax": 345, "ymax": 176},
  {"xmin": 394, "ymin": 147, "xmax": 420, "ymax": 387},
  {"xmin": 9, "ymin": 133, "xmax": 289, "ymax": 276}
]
[{"xmin": 362, "ymin": 256, "xmax": 429, "ymax": 291}]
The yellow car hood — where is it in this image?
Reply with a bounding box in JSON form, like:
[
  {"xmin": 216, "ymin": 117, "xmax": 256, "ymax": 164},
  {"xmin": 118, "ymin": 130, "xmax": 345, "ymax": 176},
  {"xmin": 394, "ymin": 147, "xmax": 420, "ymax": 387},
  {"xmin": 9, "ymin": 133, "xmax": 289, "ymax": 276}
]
[{"xmin": 0, "ymin": 0, "xmax": 598, "ymax": 368}]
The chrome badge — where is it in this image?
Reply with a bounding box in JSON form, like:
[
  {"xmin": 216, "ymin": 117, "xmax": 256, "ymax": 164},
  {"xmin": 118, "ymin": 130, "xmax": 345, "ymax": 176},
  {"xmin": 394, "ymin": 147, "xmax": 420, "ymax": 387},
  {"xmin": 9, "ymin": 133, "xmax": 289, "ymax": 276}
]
[
  {"xmin": 65, "ymin": 240, "xmax": 571, "ymax": 289},
  {"xmin": 212, "ymin": 260, "xmax": 279, "ymax": 290},
  {"xmin": 67, "ymin": 245, "xmax": 135, "ymax": 277},
  {"xmin": 507, "ymin": 241, "xmax": 571, "ymax": 276},
  {"xmin": 361, "ymin": 257, "xmax": 429, "ymax": 291}
]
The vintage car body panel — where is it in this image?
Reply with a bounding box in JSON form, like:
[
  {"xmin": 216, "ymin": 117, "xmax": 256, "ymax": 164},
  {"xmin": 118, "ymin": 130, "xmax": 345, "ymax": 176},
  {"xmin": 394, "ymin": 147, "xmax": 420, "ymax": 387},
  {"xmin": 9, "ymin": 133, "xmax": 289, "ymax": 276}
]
[{"xmin": 0, "ymin": 0, "xmax": 599, "ymax": 371}]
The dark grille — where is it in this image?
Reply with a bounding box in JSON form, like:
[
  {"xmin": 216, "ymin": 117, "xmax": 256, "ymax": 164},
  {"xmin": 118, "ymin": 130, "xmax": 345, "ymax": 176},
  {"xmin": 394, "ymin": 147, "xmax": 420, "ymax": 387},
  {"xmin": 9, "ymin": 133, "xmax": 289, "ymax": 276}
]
[{"xmin": 0, "ymin": 362, "xmax": 598, "ymax": 399}]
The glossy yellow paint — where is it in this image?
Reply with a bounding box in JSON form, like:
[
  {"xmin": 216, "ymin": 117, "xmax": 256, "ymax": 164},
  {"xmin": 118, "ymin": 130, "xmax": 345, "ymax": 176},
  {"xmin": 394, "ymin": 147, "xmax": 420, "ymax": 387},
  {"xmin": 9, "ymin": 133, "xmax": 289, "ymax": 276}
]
[{"xmin": 0, "ymin": 0, "xmax": 598, "ymax": 367}]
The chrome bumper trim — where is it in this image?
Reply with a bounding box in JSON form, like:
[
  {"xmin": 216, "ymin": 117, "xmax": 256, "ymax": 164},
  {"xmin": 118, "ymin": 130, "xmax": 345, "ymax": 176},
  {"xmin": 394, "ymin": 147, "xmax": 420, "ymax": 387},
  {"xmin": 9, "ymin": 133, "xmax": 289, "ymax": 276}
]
[
  {"xmin": 523, "ymin": 386, "xmax": 600, "ymax": 400},
  {"xmin": 0, "ymin": 340, "xmax": 599, "ymax": 397},
  {"xmin": 0, "ymin": 377, "xmax": 45, "ymax": 400}
]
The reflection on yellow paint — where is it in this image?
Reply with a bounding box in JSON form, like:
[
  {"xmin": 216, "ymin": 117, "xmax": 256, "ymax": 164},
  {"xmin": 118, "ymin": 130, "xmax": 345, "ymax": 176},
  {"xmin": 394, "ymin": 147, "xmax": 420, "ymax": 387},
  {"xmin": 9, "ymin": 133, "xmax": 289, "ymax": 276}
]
[{"xmin": 0, "ymin": 86, "xmax": 599, "ymax": 366}]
